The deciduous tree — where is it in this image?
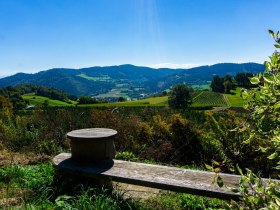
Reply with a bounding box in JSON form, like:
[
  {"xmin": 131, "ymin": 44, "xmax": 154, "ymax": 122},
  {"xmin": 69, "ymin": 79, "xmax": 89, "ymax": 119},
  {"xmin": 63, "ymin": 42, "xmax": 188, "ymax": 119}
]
[{"xmin": 168, "ymin": 84, "xmax": 192, "ymax": 111}]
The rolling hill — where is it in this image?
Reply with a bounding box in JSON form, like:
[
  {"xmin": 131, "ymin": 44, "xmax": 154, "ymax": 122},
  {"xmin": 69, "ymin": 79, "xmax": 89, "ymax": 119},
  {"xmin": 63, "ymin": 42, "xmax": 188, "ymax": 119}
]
[
  {"xmin": 0, "ymin": 63, "xmax": 264, "ymax": 98},
  {"xmin": 147, "ymin": 63, "xmax": 265, "ymax": 91}
]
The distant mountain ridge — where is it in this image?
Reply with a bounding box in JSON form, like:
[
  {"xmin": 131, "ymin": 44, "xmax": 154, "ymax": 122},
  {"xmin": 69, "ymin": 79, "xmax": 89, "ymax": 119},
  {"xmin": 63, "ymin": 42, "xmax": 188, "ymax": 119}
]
[
  {"xmin": 147, "ymin": 62, "xmax": 265, "ymax": 91},
  {"xmin": 0, "ymin": 63, "xmax": 264, "ymax": 97}
]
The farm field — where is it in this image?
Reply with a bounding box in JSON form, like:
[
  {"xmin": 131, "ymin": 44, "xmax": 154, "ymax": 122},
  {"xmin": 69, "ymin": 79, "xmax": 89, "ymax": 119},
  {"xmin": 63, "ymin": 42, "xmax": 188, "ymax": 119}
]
[
  {"xmin": 80, "ymin": 96, "xmax": 169, "ymax": 107},
  {"xmin": 23, "ymin": 93, "xmax": 77, "ymax": 107},
  {"xmin": 192, "ymin": 91, "xmax": 228, "ymax": 107}
]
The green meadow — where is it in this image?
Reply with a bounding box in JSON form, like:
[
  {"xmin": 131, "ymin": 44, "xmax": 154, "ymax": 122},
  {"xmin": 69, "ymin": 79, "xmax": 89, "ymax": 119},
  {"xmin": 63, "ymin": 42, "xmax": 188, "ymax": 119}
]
[{"xmin": 23, "ymin": 93, "xmax": 77, "ymax": 107}]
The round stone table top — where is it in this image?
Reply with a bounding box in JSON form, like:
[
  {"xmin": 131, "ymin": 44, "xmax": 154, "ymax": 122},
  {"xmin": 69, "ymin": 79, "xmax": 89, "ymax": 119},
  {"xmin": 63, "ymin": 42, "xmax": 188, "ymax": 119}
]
[{"xmin": 67, "ymin": 128, "xmax": 117, "ymax": 140}]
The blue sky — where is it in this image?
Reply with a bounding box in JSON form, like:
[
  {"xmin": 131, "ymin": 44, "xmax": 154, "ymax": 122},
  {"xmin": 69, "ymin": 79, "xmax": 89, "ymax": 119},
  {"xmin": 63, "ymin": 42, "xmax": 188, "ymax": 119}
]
[{"xmin": 0, "ymin": 0, "xmax": 279, "ymax": 77}]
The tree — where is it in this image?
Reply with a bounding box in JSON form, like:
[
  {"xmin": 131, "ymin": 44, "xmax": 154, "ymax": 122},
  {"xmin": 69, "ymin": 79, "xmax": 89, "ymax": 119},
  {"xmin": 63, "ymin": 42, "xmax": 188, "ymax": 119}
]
[
  {"xmin": 42, "ymin": 99, "xmax": 49, "ymax": 108},
  {"xmin": 118, "ymin": 96, "xmax": 126, "ymax": 102},
  {"xmin": 235, "ymin": 72, "xmax": 255, "ymax": 88},
  {"xmin": 211, "ymin": 75, "xmax": 235, "ymax": 93},
  {"xmin": 168, "ymin": 84, "xmax": 192, "ymax": 111},
  {"xmin": 78, "ymin": 96, "xmax": 98, "ymax": 104},
  {"xmin": 0, "ymin": 95, "xmax": 12, "ymax": 111},
  {"xmin": 210, "ymin": 75, "xmax": 225, "ymax": 93}
]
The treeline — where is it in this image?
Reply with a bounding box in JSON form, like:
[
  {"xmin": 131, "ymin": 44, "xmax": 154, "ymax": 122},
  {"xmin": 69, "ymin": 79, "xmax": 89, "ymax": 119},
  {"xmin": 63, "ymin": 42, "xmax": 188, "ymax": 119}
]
[
  {"xmin": 210, "ymin": 72, "xmax": 256, "ymax": 93},
  {"xmin": 0, "ymin": 86, "xmax": 28, "ymax": 109},
  {"xmin": 13, "ymin": 84, "xmax": 77, "ymax": 101},
  {"xmin": 78, "ymin": 96, "xmax": 107, "ymax": 104},
  {"xmin": 0, "ymin": 84, "xmax": 77, "ymax": 109}
]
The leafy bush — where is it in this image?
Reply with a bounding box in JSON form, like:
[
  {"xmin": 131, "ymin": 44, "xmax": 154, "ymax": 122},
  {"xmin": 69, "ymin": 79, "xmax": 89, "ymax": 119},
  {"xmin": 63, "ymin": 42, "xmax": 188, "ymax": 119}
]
[
  {"xmin": 241, "ymin": 30, "xmax": 280, "ymax": 170},
  {"xmin": 226, "ymin": 167, "xmax": 280, "ymax": 210},
  {"xmin": 203, "ymin": 110, "xmax": 274, "ymax": 175}
]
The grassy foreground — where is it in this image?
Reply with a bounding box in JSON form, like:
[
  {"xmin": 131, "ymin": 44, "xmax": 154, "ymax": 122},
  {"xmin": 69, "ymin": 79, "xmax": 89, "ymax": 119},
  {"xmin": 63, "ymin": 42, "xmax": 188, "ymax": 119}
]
[{"xmin": 0, "ymin": 156, "xmax": 226, "ymax": 209}]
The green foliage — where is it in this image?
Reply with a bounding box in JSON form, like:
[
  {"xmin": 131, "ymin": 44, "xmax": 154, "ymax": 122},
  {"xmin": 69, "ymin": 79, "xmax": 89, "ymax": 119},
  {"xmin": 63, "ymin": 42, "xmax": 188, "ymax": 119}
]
[
  {"xmin": 241, "ymin": 30, "xmax": 280, "ymax": 169},
  {"xmin": 221, "ymin": 30, "xmax": 280, "ymax": 209},
  {"xmin": 203, "ymin": 110, "xmax": 274, "ymax": 175},
  {"xmin": 52, "ymin": 187, "xmax": 140, "ymax": 210},
  {"xmin": 144, "ymin": 192, "xmax": 226, "ymax": 210},
  {"xmin": 0, "ymin": 84, "xmax": 76, "ymax": 109},
  {"xmin": 118, "ymin": 96, "xmax": 126, "ymax": 102},
  {"xmin": 135, "ymin": 113, "xmax": 205, "ymax": 164},
  {"xmin": 0, "ymin": 164, "xmax": 142, "ymax": 210},
  {"xmin": 211, "ymin": 75, "xmax": 235, "ymax": 93},
  {"xmin": 0, "ymin": 163, "xmax": 54, "ymax": 190},
  {"xmin": 226, "ymin": 167, "xmax": 280, "ymax": 210},
  {"xmin": 168, "ymin": 84, "xmax": 192, "ymax": 110},
  {"xmin": 78, "ymin": 96, "xmax": 99, "ymax": 104},
  {"xmin": 234, "ymin": 72, "xmax": 256, "ymax": 88},
  {"xmin": 211, "ymin": 75, "xmax": 225, "ymax": 93},
  {"xmin": 115, "ymin": 151, "xmax": 137, "ymax": 161}
]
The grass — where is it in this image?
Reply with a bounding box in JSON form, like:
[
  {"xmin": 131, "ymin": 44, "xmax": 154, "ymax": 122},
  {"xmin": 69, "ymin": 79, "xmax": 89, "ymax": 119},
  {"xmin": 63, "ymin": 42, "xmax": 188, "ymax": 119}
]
[
  {"xmin": 82, "ymin": 90, "xmax": 243, "ymax": 109},
  {"xmin": 191, "ymin": 84, "xmax": 210, "ymax": 90},
  {"xmin": 0, "ymin": 163, "xmax": 226, "ymax": 209},
  {"xmin": 225, "ymin": 87, "xmax": 244, "ymax": 107},
  {"xmin": 23, "ymin": 93, "xmax": 77, "ymax": 107},
  {"xmin": 81, "ymin": 96, "xmax": 169, "ymax": 107}
]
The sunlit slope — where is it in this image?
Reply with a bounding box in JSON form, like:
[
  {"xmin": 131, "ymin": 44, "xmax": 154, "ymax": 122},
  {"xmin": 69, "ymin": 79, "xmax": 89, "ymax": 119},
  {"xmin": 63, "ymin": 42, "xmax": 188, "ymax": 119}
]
[
  {"xmin": 23, "ymin": 89, "xmax": 243, "ymax": 108},
  {"xmin": 80, "ymin": 96, "xmax": 169, "ymax": 107},
  {"xmin": 23, "ymin": 93, "xmax": 77, "ymax": 107},
  {"xmin": 224, "ymin": 87, "xmax": 244, "ymax": 107},
  {"xmin": 84, "ymin": 90, "xmax": 243, "ymax": 108}
]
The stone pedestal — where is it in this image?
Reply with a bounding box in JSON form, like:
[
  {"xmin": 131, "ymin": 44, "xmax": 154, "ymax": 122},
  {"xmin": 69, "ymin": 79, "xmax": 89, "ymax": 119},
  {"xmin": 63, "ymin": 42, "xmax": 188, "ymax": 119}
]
[
  {"xmin": 66, "ymin": 128, "xmax": 117, "ymax": 188},
  {"xmin": 67, "ymin": 128, "xmax": 117, "ymax": 162}
]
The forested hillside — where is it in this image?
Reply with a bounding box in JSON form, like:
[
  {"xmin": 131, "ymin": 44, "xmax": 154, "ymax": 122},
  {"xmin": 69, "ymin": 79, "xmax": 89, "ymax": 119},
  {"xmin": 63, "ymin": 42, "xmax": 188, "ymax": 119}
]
[
  {"xmin": 0, "ymin": 63, "xmax": 264, "ymax": 97},
  {"xmin": 147, "ymin": 63, "xmax": 264, "ymax": 91}
]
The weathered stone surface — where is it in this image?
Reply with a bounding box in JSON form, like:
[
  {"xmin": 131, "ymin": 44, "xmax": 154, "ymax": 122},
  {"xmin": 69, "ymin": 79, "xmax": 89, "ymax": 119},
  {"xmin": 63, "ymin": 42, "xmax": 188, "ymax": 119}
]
[
  {"xmin": 66, "ymin": 128, "xmax": 117, "ymax": 162},
  {"xmin": 53, "ymin": 153, "xmax": 243, "ymax": 200},
  {"xmin": 67, "ymin": 128, "xmax": 117, "ymax": 140}
]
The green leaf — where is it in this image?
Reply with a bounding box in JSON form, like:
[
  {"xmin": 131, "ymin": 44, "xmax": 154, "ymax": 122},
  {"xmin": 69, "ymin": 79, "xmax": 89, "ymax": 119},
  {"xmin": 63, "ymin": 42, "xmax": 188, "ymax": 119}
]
[
  {"xmin": 274, "ymin": 101, "xmax": 280, "ymax": 109},
  {"xmin": 276, "ymin": 198, "xmax": 280, "ymax": 206},
  {"xmin": 213, "ymin": 160, "xmax": 220, "ymax": 166},
  {"xmin": 214, "ymin": 168, "xmax": 220, "ymax": 173},
  {"xmin": 268, "ymin": 30, "xmax": 275, "ymax": 37},
  {"xmin": 217, "ymin": 175, "xmax": 224, "ymax": 188},
  {"xmin": 275, "ymin": 165, "xmax": 280, "ymax": 170},
  {"xmin": 236, "ymin": 165, "xmax": 243, "ymax": 175},
  {"xmin": 268, "ymin": 152, "xmax": 277, "ymax": 160},
  {"xmin": 257, "ymin": 108, "xmax": 264, "ymax": 114},
  {"xmin": 259, "ymin": 146, "xmax": 268, "ymax": 152},
  {"xmin": 263, "ymin": 73, "xmax": 274, "ymax": 83},
  {"xmin": 249, "ymin": 77, "xmax": 260, "ymax": 85},
  {"xmin": 228, "ymin": 187, "xmax": 239, "ymax": 193},
  {"xmin": 275, "ymin": 44, "xmax": 280, "ymax": 48},
  {"xmin": 205, "ymin": 164, "xmax": 213, "ymax": 171}
]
